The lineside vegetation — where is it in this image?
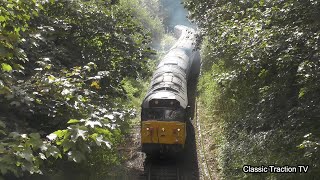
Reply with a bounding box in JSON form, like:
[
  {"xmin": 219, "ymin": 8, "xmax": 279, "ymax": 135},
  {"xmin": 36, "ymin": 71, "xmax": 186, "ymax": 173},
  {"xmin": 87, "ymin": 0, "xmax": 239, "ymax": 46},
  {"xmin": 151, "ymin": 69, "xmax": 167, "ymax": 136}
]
[
  {"xmin": 0, "ymin": 0, "xmax": 166, "ymax": 179},
  {"xmin": 185, "ymin": 0, "xmax": 320, "ymax": 179}
]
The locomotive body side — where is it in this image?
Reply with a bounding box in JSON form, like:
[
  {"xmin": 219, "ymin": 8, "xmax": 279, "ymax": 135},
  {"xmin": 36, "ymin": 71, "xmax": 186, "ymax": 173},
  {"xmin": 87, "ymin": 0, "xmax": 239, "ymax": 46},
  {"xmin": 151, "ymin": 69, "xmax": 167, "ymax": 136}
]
[{"xmin": 141, "ymin": 25, "xmax": 198, "ymax": 154}]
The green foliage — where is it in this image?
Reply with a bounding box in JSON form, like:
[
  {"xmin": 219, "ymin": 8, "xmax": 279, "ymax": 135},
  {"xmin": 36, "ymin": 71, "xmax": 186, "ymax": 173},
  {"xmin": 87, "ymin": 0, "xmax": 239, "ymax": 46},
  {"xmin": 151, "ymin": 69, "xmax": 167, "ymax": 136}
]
[
  {"xmin": 160, "ymin": 34, "xmax": 176, "ymax": 52},
  {"xmin": 120, "ymin": 0, "xmax": 165, "ymax": 45},
  {"xmin": 0, "ymin": 0, "xmax": 41, "ymax": 99},
  {"xmin": 187, "ymin": 0, "xmax": 320, "ymax": 179},
  {"xmin": 0, "ymin": 0, "xmax": 158, "ymax": 178},
  {"xmin": 0, "ymin": 0, "xmax": 40, "ymax": 62}
]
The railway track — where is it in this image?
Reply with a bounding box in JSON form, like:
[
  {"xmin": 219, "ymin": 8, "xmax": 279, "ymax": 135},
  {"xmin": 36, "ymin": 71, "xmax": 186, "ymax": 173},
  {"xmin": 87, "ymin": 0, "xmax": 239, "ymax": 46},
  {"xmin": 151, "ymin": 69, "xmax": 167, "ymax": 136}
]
[
  {"xmin": 146, "ymin": 162, "xmax": 180, "ymax": 180},
  {"xmin": 141, "ymin": 157, "xmax": 181, "ymax": 180}
]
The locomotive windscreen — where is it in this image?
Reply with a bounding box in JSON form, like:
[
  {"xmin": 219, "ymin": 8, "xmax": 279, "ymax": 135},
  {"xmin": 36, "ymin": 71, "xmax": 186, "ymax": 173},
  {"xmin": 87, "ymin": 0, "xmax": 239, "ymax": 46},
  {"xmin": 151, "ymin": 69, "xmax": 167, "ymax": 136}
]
[
  {"xmin": 141, "ymin": 108, "xmax": 185, "ymax": 121},
  {"xmin": 149, "ymin": 99, "xmax": 180, "ymax": 108}
]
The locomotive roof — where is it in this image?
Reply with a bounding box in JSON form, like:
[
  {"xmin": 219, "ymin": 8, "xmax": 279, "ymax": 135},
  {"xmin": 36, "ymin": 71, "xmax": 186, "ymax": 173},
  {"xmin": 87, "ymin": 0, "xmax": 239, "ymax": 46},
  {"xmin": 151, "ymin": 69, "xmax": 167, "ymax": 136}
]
[{"xmin": 142, "ymin": 25, "xmax": 198, "ymax": 109}]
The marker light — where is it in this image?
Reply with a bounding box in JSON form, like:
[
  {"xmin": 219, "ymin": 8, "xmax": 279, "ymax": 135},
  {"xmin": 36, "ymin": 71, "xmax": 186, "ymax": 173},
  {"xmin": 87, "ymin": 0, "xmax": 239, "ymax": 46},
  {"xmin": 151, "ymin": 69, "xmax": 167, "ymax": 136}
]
[
  {"xmin": 146, "ymin": 127, "xmax": 150, "ymax": 131},
  {"xmin": 161, "ymin": 128, "xmax": 165, "ymax": 132},
  {"xmin": 155, "ymin": 100, "xmax": 158, "ymax": 104},
  {"xmin": 177, "ymin": 128, "xmax": 181, "ymax": 132}
]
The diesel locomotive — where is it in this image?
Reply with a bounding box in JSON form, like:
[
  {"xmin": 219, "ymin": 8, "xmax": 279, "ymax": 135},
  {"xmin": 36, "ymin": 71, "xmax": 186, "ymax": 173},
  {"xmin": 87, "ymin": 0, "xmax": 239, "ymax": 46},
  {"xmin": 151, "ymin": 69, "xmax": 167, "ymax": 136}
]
[{"xmin": 141, "ymin": 25, "xmax": 199, "ymax": 154}]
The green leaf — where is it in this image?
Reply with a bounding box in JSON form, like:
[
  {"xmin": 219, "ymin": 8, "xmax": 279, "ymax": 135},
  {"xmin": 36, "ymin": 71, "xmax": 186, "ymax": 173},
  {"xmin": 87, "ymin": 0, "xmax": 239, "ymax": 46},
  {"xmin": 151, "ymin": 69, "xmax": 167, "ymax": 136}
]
[
  {"xmin": 67, "ymin": 150, "xmax": 85, "ymax": 163},
  {"xmin": 299, "ymin": 88, "xmax": 306, "ymax": 98},
  {"xmin": 1, "ymin": 63, "xmax": 12, "ymax": 72},
  {"xmin": 71, "ymin": 128, "xmax": 87, "ymax": 141},
  {"xmin": 39, "ymin": 153, "xmax": 46, "ymax": 160},
  {"xmin": 53, "ymin": 130, "xmax": 68, "ymax": 138},
  {"xmin": 0, "ymin": 86, "xmax": 11, "ymax": 95},
  {"xmin": 9, "ymin": 132, "xmax": 20, "ymax": 138},
  {"xmin": 47, "ymin": 75, "xmax": 55, "ymax": 83},
  {"xmin": 95, "ymin": 128, "xmax": 111, "ymax": 136},
  {"xmin": 94, "ymin": 135, "xmax": 111, "ymax": 148},
  {"xmin": 28, "ymin": 133, "xmax": 43, "ymax": 149},
  {"xmin": 297, "ymin": 144, "xmax": 305, "ymax": 149},
  {"xmin": 85, "ymin": 120, "xmax": 102, "ymax": 128},
  {"xmin": 0, "ymin": 16, "xmax": 5, "ymax": 22},
  {"xmin": 61, "ymin": 139, "xmax": 74, "ymax": 152},
  {"xmin": 67, "ymin": 119, "xmax": 80, "ymax": 124},
  {"xmin": 13, "ymin": 63, "xmax": 24, "ymax": 70},
  {"xmin": 44, "ymin": 64, "xmax": 52, "ymax": 70},
  {"xmin": 47, "ymin": 133, "xmax": 57, "ymax": 141},
  {"xmin": 6, "ymin": 4, "xmax": 14, "ymax": 9},
  {"xmin": 29, "ymin": 133, "xmax": 40, "ymax": 140},
  {"xmin": 90, "ymin": 133, "xmax": 98, "ymax": 140},
  {"xmin": 18, "ymin": 149, "xmax": 34, "ymax": 162},
  {"xmin": 90, "ymin": 81, "xmax": 101, "ymax": 89},
  {"xmin": 45, "ymin": 145, "xmax": 61, "ymax": 159}
]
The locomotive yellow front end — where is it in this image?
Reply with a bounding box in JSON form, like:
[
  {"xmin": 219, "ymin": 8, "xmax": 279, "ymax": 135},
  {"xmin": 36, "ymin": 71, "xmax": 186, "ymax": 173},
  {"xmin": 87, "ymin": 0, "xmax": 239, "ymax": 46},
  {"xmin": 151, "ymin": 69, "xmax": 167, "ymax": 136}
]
[
  {"xmin": 141, "ymin": 105, "xmax": 187, "ymax": 154},
  {"xmin": 141, "ymin": 120, "xmax": 186, "ymax": 153}
]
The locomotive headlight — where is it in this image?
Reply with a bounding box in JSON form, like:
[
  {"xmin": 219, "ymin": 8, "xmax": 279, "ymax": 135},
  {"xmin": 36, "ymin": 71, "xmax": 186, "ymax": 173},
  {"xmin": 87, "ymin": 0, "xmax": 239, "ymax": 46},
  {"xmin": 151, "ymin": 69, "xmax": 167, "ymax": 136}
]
[
  {"xmin": 145, "ymin": 127, "xmax": 150, "ymax": 136},
  {"xmin": 155, "ymin": 100, "xmax": 159, "ymax": 104},
  {"xmin": 161, "ymin": 127, "xmax": 165, "ymax": 132},
  {"xmin": 177, "ymin": 128, "xmax": 181, "ymax": 132},
  {"xmin": 170, "ymin": 101, "xmax": 174, "ymax": 105}
]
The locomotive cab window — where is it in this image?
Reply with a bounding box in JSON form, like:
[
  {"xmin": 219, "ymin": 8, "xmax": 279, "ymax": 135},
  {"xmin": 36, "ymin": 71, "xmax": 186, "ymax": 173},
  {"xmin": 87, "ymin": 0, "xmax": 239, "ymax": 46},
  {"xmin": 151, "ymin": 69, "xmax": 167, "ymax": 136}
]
[
  {"xmin": 142, "ymin": 109, "xmax": 163, "ymax": 120},
  {"xmin": 164, "ymin": 109, "xmax": 184, "ymax": 120},
  {"xmin": 142, "ymin": 108, "xmax": 185, "ymax": 122}
]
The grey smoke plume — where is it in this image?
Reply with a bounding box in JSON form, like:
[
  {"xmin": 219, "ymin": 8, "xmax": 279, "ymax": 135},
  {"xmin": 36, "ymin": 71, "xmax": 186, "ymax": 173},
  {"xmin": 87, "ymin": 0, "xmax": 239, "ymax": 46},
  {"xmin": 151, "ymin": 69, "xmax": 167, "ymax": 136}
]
[{"xmin": 161, "ymin": 0, "xmax": 195, "ymax": 31}]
